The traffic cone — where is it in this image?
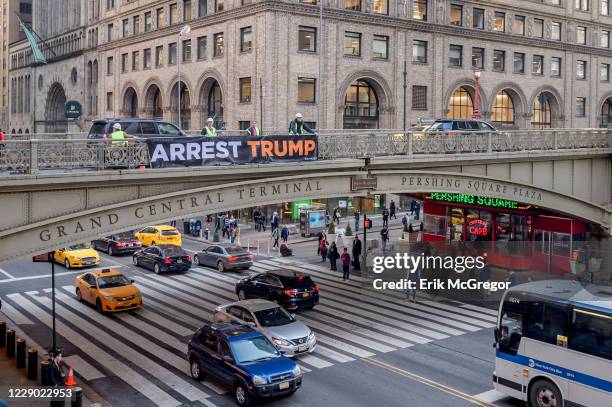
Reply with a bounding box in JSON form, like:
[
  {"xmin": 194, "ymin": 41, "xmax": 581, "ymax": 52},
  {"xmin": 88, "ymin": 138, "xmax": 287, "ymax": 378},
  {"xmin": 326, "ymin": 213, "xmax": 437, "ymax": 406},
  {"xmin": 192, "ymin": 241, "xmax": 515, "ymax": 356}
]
[{"xmin": 65, "ymin": 367, "xmax": 76, "ymax": 386}]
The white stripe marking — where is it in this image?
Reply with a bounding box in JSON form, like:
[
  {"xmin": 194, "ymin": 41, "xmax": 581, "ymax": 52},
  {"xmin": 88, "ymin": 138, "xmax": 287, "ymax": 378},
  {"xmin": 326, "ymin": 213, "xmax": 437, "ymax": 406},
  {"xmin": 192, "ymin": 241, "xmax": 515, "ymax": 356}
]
[
  {"xmin": 460, "ymin": 303, "xmax": 499, "ymax": 316},
  {"xmin": 0, "ymin": 267, "xmax": 15, "ymax": 279},
  {"xmin": 313, "ymin": 334, "xmax": 375, "ymax": 358},
  {"xmin": 143, "ymin": 297, "xmax": 206, "ymax": 328},
  {"xmin": 299, "ymin": 317, "xmax": 396, "ymax": 352},
  {"xmin": 0, "ymin": 300, "xmax": 34, "ymax": 324},
  {"xmin": 297, "ymin": 354, "xmax": 334, "ymax": 369},
  {"xmin": 135, "ymin": 285, "xmax": 210, "ymax": 324},
  {"xmin": 313, "ymin": 345, "xmax": 355, "ymax": 363},
  {"xmin": 63, "ymin": 355, "xmax": 105, "ymax": 381}
]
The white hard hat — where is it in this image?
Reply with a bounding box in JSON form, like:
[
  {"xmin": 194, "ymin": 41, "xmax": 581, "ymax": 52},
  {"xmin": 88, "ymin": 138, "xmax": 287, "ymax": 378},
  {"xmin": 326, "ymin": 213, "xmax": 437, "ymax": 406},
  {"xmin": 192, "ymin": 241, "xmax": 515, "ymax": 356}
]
[
  {"xmin": 207, "ymin": 118, "xmax": 214, "ymax": 123},
  {"xmin": 295, "ymin": 113, "xmax": 303, "ymax": 119},
  {"xmin": 112, "ymin": 123, "xmax": 121, "ymax": 130}
]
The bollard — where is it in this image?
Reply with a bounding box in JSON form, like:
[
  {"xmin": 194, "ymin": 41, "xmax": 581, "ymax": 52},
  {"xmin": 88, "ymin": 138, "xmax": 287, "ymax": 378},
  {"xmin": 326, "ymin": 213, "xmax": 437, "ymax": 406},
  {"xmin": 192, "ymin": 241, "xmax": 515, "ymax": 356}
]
[
  {"xmin": 6, "ymin": 329, "xmax": 15, "ymax": 357},
  {"xmin": 27, "ymin": 348, "xmax": 38, "ymax": 380},
  {"xmin": 0, "ymin": 320, "xmax": 5, "ymax": 347},
  {"xmin": 71, "ymin": 387, "xmax": 83, "ymax": 407},
  {"xmin": 40, "ymin": 360, "xmax": 51, "ymax": 386},
  {"xmin": 16, "ymin": 338, "xmax": 26, "ymax": 368}
]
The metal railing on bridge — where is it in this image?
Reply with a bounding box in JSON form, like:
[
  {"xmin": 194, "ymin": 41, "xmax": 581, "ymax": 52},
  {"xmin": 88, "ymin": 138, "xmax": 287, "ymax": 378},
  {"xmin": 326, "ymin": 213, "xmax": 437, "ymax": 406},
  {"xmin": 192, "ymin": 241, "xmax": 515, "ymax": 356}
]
[{"xmin": 0, "ymin": 129, "xmax": 610, "ymax": 175}]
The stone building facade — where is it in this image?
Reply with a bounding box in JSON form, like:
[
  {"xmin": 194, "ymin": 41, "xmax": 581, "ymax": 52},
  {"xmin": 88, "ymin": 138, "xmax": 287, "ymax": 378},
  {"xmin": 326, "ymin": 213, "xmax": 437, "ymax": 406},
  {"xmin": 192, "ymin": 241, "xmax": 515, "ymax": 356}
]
[{"xmin": 7, "ymin": 0, "xmax": 612, "ymax": 133}]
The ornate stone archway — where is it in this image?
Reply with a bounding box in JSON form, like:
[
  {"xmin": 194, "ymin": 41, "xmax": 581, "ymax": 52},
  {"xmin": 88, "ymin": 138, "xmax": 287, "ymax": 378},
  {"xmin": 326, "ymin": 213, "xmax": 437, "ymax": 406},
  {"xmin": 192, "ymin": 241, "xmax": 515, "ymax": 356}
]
[
  {"xmin": 337, "ymin": 70, "xmax": 394, "ymax": 129},
  {"xmin": 44, "ymin": 82, "xmax": 68, "ymax": 133}
]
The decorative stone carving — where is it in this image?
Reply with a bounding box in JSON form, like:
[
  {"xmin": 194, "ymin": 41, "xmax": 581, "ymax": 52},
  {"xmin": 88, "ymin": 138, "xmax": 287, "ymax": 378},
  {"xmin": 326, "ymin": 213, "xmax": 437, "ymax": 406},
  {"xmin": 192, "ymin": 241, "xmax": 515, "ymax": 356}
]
[
  {"xmin": 437, "ymin": 1, "xmax": 446, "ymax": 24},
  {"xmin": 527, "ymin": 17, "xmax": 533, "ymax": 37},
  {"xmin": 464, "ymin": 7, "xmax": 472, "ymax": 28},
  {"xmin": 486, "ymin": 10, "xmax": 493, "ymax": 31}
]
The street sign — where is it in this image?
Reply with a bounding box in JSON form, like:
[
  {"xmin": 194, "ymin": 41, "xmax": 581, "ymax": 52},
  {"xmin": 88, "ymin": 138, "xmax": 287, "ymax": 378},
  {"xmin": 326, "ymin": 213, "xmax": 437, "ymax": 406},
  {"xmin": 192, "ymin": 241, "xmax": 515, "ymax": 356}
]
[
  {"xmin": 351, "ymin": 176, "xmax": 378, "ymax": 191},
  {"xmin": 64, "ymin": 100, "xmax": 82, "ymax": 119},
  {"xmin": 32, "ymin": 252, "xmax": 53, "ymax": 262}
]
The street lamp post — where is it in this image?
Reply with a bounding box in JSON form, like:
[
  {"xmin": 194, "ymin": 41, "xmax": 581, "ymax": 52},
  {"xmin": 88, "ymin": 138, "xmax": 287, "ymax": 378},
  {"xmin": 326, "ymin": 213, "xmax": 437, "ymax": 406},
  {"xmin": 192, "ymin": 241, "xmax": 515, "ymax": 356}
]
[
  {"xmin": 178, "ymin": 25, "xmax": 191, "ymax": 130},
  {"xmin": 472, "ymin": 68, "xmax": 481, "ymax": 119}
]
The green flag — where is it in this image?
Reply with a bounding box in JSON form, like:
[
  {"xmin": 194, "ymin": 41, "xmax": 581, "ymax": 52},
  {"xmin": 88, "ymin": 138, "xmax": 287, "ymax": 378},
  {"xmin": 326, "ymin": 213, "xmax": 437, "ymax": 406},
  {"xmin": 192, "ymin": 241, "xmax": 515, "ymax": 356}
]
[{"xmin": 17, "ymin": 15, "xmax": 46, "ymax": 64}]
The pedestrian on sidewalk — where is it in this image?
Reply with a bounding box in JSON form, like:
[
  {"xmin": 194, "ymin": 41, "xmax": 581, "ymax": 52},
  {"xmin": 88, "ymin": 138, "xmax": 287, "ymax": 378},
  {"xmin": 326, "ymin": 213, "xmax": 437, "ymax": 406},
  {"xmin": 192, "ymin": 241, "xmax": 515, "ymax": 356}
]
[
  {"xmin": 281, "ymin": 225, "xmax": 289, "ymax": 243},
  {"xmin": 404, "ymin": 261, "xmax": 421, "ymax": 303},
  {"xmin": 382, "ymin": 206, "xmax": 389, "ymax": 227},
  {"xmin": 317, "ymin": 231, "xmax": 324, "ymax": 255},
  {"xmin": 354, "ymin": 210, "xmax": 360, "ymax": 232},
  {"xmin": 321, "ymin": 240, "xmax": 328, "ymax": 262},
  {"xmin": 341, "ymin": 248, "xmax": 351, "ymax": 280},
  {"xmin": 380, "ymin": 226, "xmax": 389, "ymax": 252},
  {"xmin": 352, "ymin": 235, "xmax": 362, "ymax": 271},
  {"xmin": 271, "ymin": 212, "xmax": 280, "ymax": 232},
  {"xmin": 253, "ymin": 208, "xmax": 261, "ymax": 232},
  {"xmin": 390, "ymin": 200, "xmax": 397, "ymax": 219},
  {"xmin": 329, "ymin": 242, "xmax": 339, "ymax": 271},
  {"xmin": 333, "ymin": 207, "xmax": 341, "ymax": 224},
  {"xmin": 481, "ymin": 256, "xmax": 492, "ymax": 298},
  {"xmin": 271, "ymin": 227, "xmax": 280, "ymax": 249}
]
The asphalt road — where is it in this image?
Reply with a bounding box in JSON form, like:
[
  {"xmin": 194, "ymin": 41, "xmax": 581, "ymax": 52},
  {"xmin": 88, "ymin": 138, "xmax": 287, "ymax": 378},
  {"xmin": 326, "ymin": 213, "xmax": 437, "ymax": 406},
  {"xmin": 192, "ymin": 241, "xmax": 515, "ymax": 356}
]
[{"xmin": 0, "ymin": 235, "xmax": 523, "ymax": 407}]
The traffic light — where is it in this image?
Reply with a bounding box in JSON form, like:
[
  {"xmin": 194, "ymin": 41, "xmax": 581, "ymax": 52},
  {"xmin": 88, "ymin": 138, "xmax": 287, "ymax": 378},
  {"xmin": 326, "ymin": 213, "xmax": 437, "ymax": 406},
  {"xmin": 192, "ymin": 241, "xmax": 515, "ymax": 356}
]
[{"xmin": 364, "ymin": 219, "xmax": 373, "ymax": 229}]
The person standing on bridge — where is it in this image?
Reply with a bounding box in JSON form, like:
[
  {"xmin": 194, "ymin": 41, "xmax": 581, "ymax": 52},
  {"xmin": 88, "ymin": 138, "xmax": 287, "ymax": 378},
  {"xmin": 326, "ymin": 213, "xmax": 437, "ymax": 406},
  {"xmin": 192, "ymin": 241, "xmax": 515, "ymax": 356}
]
[
  {"xmin": 289, "ymin": 113, "xmax": 315, "ymax": 135},
  {"xmin": 202, "ymin": 118, "xmax": 217, "ymax": 137},
  {"xmin": 110, "ymin": 123, "xmax": 128, "ymax": 146},
  {"xmin": 247, "ymin": 120, "xmax": 261, "ymax": 136}
]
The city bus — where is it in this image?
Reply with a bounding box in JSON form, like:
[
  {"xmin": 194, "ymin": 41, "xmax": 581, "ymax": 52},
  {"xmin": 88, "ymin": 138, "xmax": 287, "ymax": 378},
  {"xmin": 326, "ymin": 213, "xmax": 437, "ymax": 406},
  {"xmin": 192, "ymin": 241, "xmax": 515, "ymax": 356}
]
[{"xmin": 493, "ymin": 279, "xmax": 611, "ymax": 407}]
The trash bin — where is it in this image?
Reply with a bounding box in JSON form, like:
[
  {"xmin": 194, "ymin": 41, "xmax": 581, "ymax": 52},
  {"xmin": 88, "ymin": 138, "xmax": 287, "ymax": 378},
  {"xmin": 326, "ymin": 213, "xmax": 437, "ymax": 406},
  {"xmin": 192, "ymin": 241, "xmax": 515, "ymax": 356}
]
[
  {"xmin": 183, "ymin": 221, "xmax": 191, "ymax": 235},
  {"xmin": 193, "ymin": 220, "xmax": 202, "ymax": 237}
]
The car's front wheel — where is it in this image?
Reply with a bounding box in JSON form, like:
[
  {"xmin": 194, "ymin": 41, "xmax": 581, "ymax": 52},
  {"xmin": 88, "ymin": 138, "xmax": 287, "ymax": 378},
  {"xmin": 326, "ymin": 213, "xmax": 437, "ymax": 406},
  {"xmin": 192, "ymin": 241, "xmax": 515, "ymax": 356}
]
[
  {"xmin": 109, "ymin": 246, "xmax": 116, "ymax": 256},
  {"xmin": 238, "ymin": 289, "xmax": 247, "ymax": 300},
  {"xmin": 96, "ymin": 299, "xmax": 104, "ymax": 314},
  {"xmin": 189, "ymin": 357, "xmax": 205, "ymax": 381},
  {"xmin": 76, "ymin": 288, "xmax": 82, "ymax": 302},
  {"xmin": 234, "ymin": 383, "xmax": 251, "ymax": 407},
  {"xmin": 64, "ymin": 259, "xmax": 70, "ymax": 269}
]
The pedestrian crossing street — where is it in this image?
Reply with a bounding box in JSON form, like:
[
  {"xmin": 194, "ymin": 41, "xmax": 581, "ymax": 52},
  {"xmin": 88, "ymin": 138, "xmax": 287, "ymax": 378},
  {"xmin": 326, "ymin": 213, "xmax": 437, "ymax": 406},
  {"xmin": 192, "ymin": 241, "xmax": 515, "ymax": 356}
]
[{"xmin": 0, "ymin": 257, "xmax": 499, "ymax": 406}]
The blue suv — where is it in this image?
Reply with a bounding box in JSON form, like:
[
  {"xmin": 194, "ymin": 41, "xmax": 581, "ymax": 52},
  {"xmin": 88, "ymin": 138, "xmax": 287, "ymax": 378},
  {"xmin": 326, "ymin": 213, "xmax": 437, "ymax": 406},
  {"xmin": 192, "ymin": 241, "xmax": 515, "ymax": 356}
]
[{"xmin": 188, "ymin": 322, "xmax": 302, "ymax": 406}]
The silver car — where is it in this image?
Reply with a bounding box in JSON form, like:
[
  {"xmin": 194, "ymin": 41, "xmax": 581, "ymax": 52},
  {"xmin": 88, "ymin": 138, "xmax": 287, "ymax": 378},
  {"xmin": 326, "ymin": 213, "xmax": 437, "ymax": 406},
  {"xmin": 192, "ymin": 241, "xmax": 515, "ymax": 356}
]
[
  {"xmin": 213, "ymin": 299, "xmax": 316, "ymax": 357},
  {"xmin": 193, "ymin": 243, "xmax": 253, "ymax": 272}
]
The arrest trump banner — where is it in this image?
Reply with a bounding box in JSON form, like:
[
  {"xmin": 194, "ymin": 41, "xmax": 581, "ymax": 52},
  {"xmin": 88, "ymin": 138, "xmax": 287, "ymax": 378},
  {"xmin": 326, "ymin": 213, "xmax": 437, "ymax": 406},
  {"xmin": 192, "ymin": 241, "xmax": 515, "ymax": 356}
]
[{"xmin": 146, "ymin": 134, "xmax": 318, "ymax": 168}]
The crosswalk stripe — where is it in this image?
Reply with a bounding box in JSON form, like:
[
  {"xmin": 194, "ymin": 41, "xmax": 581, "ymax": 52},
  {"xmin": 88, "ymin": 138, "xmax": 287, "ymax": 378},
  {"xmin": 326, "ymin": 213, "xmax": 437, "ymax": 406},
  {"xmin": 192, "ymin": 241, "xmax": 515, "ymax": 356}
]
[
  {"xmin": 168, "ymin": 274, "xmax": 235, "ymax": 304},
  {"xmin": 297, "ymin": 354, "xmax": 334, "ymax": 369},
  {"xmin": 296, "ymin": 363, "xmax": 311, "ymax": 373},
  {"xmin": 142, "ymin": 297, "xmax": 206, "ymax": 328},
  {"xmin": 62, "ymin": 355, "xmax": 105, "ymax": 381},
  {"xmin": 312, "ymin": 333, "xmax": 375, "ymax": 358},
  {"xmin": 267, "ymin": 260, "xmax": 369, "ymax": 283},
  {"xmin": 460, "ymin": 303, "xmax": 499, "ymax": 316},
  {"xmin": 136, "ymin": 307, "xmax": 196, "ymax": 337},
  {"xmin": 6, "ymin": 294, "xmax": 184, "ymax": 407},
  {"xmin": 135, "ymin": 277, "xmax": 219, "ymax": 311},
  {"xmin": 249, "ymin": 261, "xmax": 278, "ymax": 271},
  {"xmin": 59, "ymin": 287, "xmax": 186, "ymax": 354},
  {"xmin": 44, "ymin": 291, "xmax": 222, "ymax": 397},
  {"xmin": 247, "ymin": 265, "xmax": 271, "ymax": 273},
  {"xmin": 192, "ymin": 267, "xmax": 241, "ymax": 283},
  {"xmin": 313, "ymin": 345, "xmax": 355, "ymax": 363},
  {"xmin": 413, "ymin": 300, "xmax": 498, "ymax": 324},
  {"xmin": 126, "ymin": 284, "xmax": 210, "ymax": 325},
  {"xmin": 0, "ymin": 299, "xmax": 34, "ymax": 324}
]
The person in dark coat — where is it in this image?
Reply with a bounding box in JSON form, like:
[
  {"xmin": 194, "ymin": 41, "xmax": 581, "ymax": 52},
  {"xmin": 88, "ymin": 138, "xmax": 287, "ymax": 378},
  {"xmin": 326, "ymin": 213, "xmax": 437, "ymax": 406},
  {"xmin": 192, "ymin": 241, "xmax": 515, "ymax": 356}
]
[
  {"xmin": 380, "ymin": 226, "xmax": 389, "ymax": 252},
  {"xmin": 317, "ymin": 231, "xmax": 324, "ymax": 255},
  {"xmin": 352, "ymin": 235, "xmax": 362, "ymax": 271},
  {"xmin": 280, "ymin": 244, "xmax": 293, "ymax": 257},
  {"xmin": 321, "ymin": 240, "xmax": 328, "ymax": 262},
  {"xmin": 281, "ymin": 226, "xmax": 289, "ymax": 243},
  {"xmin": 382, "ymin": 206, "xmax": 389, "ymax": 227},
  {"xmin": 354, "ymin": 210, "xmax": 360, "ymax": 231},
  {"xmin": 329, "ymin": 242, "xmax": 339, "ymax": 271},
  {"xmin": 341, "ymin": 248, "xmax": 351, "ymax": 280},
  {"xmin": 389, "ymin": 200, "xmax": 397, "ymax": 219}
]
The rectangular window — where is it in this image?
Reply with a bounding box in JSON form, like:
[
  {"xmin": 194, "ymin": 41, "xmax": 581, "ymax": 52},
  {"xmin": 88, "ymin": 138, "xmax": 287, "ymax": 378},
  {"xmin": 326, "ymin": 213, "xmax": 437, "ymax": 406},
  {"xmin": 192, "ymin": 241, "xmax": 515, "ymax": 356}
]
[
  {"xmin": 524, "ymin": 302, "xmax": 568, "ymax": 345},
  {"xmin": 183, "ymin": 39, "xmax": 191, "ymax": 62},
  {"xmin": 121, "ymin": 53, "xmax": 128, "ymax": 73},
  {"xmin": 569, "ymin": 309, "xmax": 612, "ymax": 360},
  {"xmin": 493, "ymin": 50, "xmax": 505, "ymax": 71},
  {"xmin": 344, "ymin": 0, "xmax": 361, "ymax": 11},
  {"xmin": 602, "ymin": 30, "xmax": 610, "ymax": 48},
  {"xmin": 239, "ymin": 77, "xmax": 251, "ymax": 102},
  {"xmin": 413, "ymin": 40, "xmax": 427, "ymax": 63},
  {"xmin": 575, "ymin": 0, "xmax": 589, "ymax": 11},
  {"xmin": 373, "ymin": 0, "xmax": 388, "ymax": 15},
  {"xmin": 413, "ymin": 0, "xmax": 427, "ymax": 20},
  {"xmin": 473, "ymin": 8, "xmax": 484, "ymax": 30},
  {"xmin": 157, "ymin": 8, "xmax": 166, "ymax": 28},
  {"xmin": 169, "ymin": 42, "xmax": 177, "ymax": 65},
  {"xmin": 603, "ymin": 0, "xmax": 610, "ymax": 15},
  {"xmin": 145, "ymin": 12, "xmax": 152, "ymax": 32},
  {"xmin": 107, "ymin": 0, "xmax": 114, "ymax": 9},
  {"xmin": 576, "ymin": 97, "xmax": 586, "ymax": 116},
  {"xmin": 577, "ymin": 26, "xmax": 586, "ymax": 44},
  {"xmin": 197, "ymin": 36, "xmax": 207, "ymax": 59},
  {"xmin": 412, "ymin": 85, "xmax": 427, "ymax": 110},
  {"xmin": 514, "ymin": 52, "xmax": 525, "ymax": 73},
  {"xmin": 156, "ymin": 45, "xmax": 164, "ymax": 67},
  {"xmin": 240, "ymin": 27, "xmax": 253, "ymax": 52},
  {"xmin": 577, "ymin": 60, "xmax": 587, "ymax": 79},
  {"xmin": 450, "ymin": 4, "xmax": 462, "ymax": 26},
  {"xmin": 184, "ymin": 0, "xmax": 192, "ymax": 20},
  {"xmin": 298, "ymin": 77, "xmax": 316, "ymax": 103},
  {"xmin": 215, "ymin": 0, "xmax": 224, "ymax": 12},
  {"xmin": 551, "ymin": 57, "xmax": 561, "ymax": 77},
  {"xmin": 513, "ymin": 15, "xmax": 525, "ymax": 36},
  {"xmin": 552, "ymin": 22, "xmax": 561, "ymax": 41},
  {"xmin": 493, "ymin": 11, "xmax": 505, "ymax": 32},
  {"xmin": 122, "ymin": 19, "xmax": 129, "ymax": 37},
  {"xmin": 169, "ymin": 3, "xmax": 178, "ymax": 24},
  {"xmin": 472, "ymin": 47, "xmax": 484, "ymax": 69},
  {"xmin": 106, "ymin": 56, "xmax": 113, "ymax": 75},
  {"xmin": 298, "ymin": 26, "xmax": 317, "ymax": 52},
  {"xmin": 132, "ymin": 51, "xmax": 140, "ymax": 71},
  {"xmin": 144, "ymin": 48, "xmax": 151, "ymax": 69},
  {"xmin": 106, "ymin": 92, "xmax": 113, "ymax": 111},
  {"xmin": 373, "ymin": 35, "xmax": 389, "ymax": 59},
  {"xmin": 107, "ymin": 23, "xmax": 113, "ymax": 42},
  {"xmin": 533, "ymin": 18, "xmax": 544, "ymax": 38},
  {"xmin": 601, "ymin": 63, "xmax": 610, "ymax": 81},
  {"xmin": 133, "ymin": 15, "xmax": 141, "ymax": 35},
  {"xmin": 199, "ymin": 0, "xmax": 207, "ymax": 17},
  {"xmin": 214, "ymin": 33, "xmax": 224, "ymax": 56},
  {"xmin": 533, "ymin": 55, "xmax": 543, "ymax": 75},
  {"xmin": 344, "ymin": 32, "xmax": 361, "ymax": 56},
  {"xmin": 449, "ymin": 44, "xmax": 462, "ymax": 67}
]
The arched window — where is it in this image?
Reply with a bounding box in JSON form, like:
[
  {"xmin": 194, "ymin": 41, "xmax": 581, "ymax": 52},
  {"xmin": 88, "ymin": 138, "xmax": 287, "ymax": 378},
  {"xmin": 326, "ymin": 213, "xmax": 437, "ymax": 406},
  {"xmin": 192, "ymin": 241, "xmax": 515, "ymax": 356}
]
[
  {"xmin": 343, "ymin": 79, "xmax": 379, "ymax": 129},
  {"xmin": 447, "ymin": 87, "xmax": 473, "ymax": 119},
  {"xmin": 207, "ymin": 82, "xmax": 223, "ymax": 127},
  {"xmin": 491, "ymin": 90, "xmax": 514, "ymax": 125},
  {"xmin": 601, "ymin": 98, "xmax": 612, "ymax": 127},
  {"xmin": 531, "ymin": 94, "xmax": 551, "ymax": 128}
]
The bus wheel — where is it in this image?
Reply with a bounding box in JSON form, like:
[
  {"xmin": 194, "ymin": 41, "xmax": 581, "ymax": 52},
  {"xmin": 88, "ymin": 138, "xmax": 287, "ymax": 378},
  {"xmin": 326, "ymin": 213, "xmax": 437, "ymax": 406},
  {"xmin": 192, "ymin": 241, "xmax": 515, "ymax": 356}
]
[{"xmin": 529, "ymin": 379, "xmax": 562, "ymax": 407}]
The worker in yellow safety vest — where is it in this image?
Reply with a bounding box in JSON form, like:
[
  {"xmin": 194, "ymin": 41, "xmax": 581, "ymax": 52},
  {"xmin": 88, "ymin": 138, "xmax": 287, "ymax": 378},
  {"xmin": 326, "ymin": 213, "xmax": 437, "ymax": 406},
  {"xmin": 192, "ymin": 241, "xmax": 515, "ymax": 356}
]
[
  {"xmin": 202, "ymin": 118, "xmax": 217, "ymax": 137},
  {"xmin": 110, "ymin": 123, "xmax": 128, "ymax": 146},
  {"xmin": 246, "ymin": 120, "xmax": 261, "ymax": 136}
]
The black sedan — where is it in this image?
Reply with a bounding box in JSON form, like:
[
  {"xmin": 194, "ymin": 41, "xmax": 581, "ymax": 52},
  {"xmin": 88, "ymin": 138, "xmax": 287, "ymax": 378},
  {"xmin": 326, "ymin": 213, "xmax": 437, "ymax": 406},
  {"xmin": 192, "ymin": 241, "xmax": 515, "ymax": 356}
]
[
  {"xmin": 92, "ymin": 231, "xmax": 142, "ymax": 256},
  {"xmin": 235, "ymin": 270, "xmax": 319, "ymax": 311},
  {"xmin": 133, "ymin": 244, "xmax": 192, "ymax": 274},
  {"xmin": 193, "ymin": 243, "xmax": 253, "ymax": 272}
]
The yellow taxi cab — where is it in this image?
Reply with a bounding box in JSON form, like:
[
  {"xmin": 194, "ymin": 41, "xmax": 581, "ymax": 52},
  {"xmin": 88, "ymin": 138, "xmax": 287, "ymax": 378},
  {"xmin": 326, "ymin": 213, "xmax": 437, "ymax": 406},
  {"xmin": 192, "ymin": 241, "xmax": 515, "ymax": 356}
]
[
  {"xmin": 75, "ymin": 268, "xmax": 142, "ymax": 313},
  {"xmin": 54, "ymin": 243, "xmax": 100, "ymax": 269},
  {"xmin": 135, "ymin": 225, "xmax": 182, "ymax": 246}
]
